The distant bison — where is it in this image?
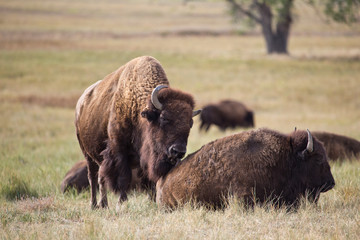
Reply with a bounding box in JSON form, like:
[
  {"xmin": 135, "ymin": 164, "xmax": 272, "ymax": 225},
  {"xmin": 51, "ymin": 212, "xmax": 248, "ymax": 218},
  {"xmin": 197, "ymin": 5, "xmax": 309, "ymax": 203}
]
[
  {"xmin": 312, "ymin": 131, "xmax": 360, "ymax": 161},
  {"xmin": 75, "ymin": 56, "xmax": 201, "ymax": 209},
  {"xmin": 156, "ymin": 128, "xmax": 335, "ymax": 209},
  {"xmin": 199, "ymin": 100, "xmax": 254, "ymax": 132},
  {"xmin": 61, "ymin": 160, "xmax": 151, "ymax": 194}
]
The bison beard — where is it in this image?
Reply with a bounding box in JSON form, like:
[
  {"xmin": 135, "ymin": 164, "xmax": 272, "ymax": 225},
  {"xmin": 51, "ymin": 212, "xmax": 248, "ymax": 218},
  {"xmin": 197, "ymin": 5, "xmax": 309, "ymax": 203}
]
[{"xmin": 139, "ymin": 139, "xmax": 175, "ymax": 183}]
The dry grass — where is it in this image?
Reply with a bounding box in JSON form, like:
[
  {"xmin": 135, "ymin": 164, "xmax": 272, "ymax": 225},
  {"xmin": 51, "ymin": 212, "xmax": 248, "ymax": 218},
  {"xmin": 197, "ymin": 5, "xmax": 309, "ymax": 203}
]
[{"xmin": 1, "ymin": 0, "xmax": 360, "ymax": 239}]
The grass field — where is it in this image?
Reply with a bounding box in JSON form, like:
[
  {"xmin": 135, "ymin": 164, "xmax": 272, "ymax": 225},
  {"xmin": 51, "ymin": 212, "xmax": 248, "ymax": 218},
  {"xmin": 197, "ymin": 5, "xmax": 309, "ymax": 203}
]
[{"xmin": 1, "ymin": 0, "xmax": 360, "ymax": 239}]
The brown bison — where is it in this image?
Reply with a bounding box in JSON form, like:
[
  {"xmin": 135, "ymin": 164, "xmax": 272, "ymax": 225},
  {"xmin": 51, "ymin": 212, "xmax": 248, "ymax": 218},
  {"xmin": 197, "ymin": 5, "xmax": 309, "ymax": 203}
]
[
  {"xmin": 75, "ymin": 56, "xmax": 201, "ymax": 209},
  {"xmin": 199, "ymin": 100, "xmax": 254, "ymax": 132},
  {"xmin": 156, "ymin": 128, "xmax": 335, "ymax": 209},
  {"xmin": 61, "ymin": 160, "xmax": 89, "ymax": 193},
  {"xmin": 60, "ymin": 160, "xmax": 151, "ymax": 194},
  {"xmin": 312, "ymin": 131, "xmax": 360, "ymax": 161}
]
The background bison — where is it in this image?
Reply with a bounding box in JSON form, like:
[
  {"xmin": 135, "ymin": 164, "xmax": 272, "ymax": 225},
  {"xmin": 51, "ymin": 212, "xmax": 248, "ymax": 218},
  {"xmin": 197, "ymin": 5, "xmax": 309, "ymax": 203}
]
[
  {"xmin": 75, "ymin": 56, "xmax": 200, "ymax": 209},
  {"xmin": 312, "ymin": 131, "xmax": 360, "ymax": 161},
  {"xmin": 199, "ymin": 100, "xmax": 254, "ymax": 132},
  {"xmin": 61, "ymin": 160, "xmax": 151, "ymax": 194},
  {"xmin": 61, "ymin": 160, "xmax": 89, "ymax": 193},
  {"xmin": 156, "ymin": 128, "xmax": 335, "ymax": 209}
]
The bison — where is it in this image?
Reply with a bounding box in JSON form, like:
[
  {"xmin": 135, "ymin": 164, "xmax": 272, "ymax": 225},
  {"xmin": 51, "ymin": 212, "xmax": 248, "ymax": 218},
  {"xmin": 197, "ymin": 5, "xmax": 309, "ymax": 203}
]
[
  {"xmin": 199, "ymin": 100, "xmax": 254, "ymax": 132},
  {"xmin": 75, "ymin": 56, "xmax": 201, "ymax": 209},
  {"xmin": 60, "ymin": 160, "xmax": 151, "ymax": 194},
  {"xmin": 156, "ymin": 128, "xmax": 335, "ymax": 209},
  {"xmin": 312, "ymin": 131, "xmax": 360, "ymax": 161},
  {"xmin": 61, "ymin": 160, "xmax": 89, "ymax": 193}
]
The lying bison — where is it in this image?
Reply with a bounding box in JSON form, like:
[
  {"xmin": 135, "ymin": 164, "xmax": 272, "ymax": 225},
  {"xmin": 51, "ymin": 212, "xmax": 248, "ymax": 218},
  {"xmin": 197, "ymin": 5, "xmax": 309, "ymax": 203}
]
[
  {"xmin": 61, "ymin": 160, "xmax": 89, "ymax": 193},
  {"xmin": 61, "ymin": 160, "xmax": 150, "ymax": 194},
  {"xmin": 75, "ymin": 56, "xmax": 201, "ymax": 209},
  {"xmin": 199, "ymin": 100, "xmax": 254, "ymax": 132},
  {"xmin": 312, "ymin": 131, "xmax": 360, "ymax": 161},
  {"xmin": 156, "ymin": 128, "xmax": 335, "ymax": 209}
]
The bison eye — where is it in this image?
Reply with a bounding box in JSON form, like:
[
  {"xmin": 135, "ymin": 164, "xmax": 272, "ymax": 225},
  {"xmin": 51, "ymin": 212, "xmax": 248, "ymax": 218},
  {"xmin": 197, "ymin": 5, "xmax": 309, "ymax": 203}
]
[
  {"xmin": 160, "ymin": 117, "xmax": 170, "ymax": 127},
  {"xmin": 190, "ymin": 119, "xmax": 194, "ymax": 128}
]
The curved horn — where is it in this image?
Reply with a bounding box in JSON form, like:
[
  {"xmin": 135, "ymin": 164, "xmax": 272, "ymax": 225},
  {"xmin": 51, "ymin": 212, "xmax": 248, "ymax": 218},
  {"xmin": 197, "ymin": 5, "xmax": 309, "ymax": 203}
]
[
  {"xmin": 151, "ymin": 85, "xmax": 168, "ymax": 110},
  {"xmin": 306, "ymin": 129, "xmax": 314, "ymax": 153},
  {"xmin": 192, "ymin": 109, "xmax": 202, "ymax": 117}
]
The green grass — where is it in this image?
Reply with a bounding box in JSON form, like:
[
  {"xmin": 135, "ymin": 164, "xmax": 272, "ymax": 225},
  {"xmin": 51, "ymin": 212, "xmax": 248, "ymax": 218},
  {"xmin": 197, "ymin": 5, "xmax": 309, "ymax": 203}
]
[
  {"xmin": 1, "ymin": 0, "xmax": 360, "ymax": 239},
  {"xmin": 0, "ymin": 174, "xmax": 39, "ymax": 201}
]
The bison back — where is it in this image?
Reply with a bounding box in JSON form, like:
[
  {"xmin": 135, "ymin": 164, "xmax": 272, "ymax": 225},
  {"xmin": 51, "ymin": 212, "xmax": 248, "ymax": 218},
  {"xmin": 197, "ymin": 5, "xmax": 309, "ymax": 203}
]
[
  {"xmin": 313, "ymin": 131, "xmax": 360, "ymax": 161},
  {"xmin": 156, "ymin": 129, "xmax": 290, "ymax": 208}
]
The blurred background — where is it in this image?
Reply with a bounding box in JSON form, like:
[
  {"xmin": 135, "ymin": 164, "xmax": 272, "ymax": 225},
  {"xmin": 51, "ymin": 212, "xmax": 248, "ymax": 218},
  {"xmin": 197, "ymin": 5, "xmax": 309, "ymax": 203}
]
[{"xmin": 1, "ymin": 0, "xmax": 359, "ymax": 187}]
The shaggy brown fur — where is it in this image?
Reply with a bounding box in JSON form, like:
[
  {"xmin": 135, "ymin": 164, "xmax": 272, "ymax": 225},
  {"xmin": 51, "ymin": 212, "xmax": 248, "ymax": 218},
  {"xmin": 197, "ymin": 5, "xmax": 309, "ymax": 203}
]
[
  {"xmin": 60, "ymin": 160, "xmax": 151, "ymax": 194},
  {"xmin": 61, "ymin": 160, "xmax": 89, "ymax": 193},
  {"xmin": 75, "ymin": 56, "xmax": 198, "ymax": 209},
  {"xmin": 312, "ymin": 131, "xmax": 360, "ymax": 161},
  {"xmin": 200, "ymin": 100, "xmax": 254, "ymax": 132},
  {"xmin": 156, "ymin": 128, "xmax": 335, "ymax": 209}
]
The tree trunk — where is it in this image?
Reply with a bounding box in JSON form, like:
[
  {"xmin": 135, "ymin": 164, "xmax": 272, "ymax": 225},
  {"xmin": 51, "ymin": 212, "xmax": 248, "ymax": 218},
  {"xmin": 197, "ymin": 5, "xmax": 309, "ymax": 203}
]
[
  {"xmin": 270, "ymin": 23, "xmax": 290, "ymax": 54},
  {"xmin": 257, "ymin": 2, "xmax": 292, "ymax": 54},
  {"xmin": 226, "ymin": 0, "xmax": 293, "ymax": 54}
]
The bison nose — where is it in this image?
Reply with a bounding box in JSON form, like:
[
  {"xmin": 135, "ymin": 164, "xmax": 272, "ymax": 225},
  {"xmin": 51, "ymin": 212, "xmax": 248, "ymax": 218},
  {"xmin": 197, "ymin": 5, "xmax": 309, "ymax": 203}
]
[
  {"xmin": 322, "ymin": 179, "xmax": 335, "ymax": 192},
  {"xmin": 328, "ymin": 179, "xmax": 335, "ymax": 190},
  {"xmin": 169, "ymin": 145, "xmax": 186, "ymax": 159}
]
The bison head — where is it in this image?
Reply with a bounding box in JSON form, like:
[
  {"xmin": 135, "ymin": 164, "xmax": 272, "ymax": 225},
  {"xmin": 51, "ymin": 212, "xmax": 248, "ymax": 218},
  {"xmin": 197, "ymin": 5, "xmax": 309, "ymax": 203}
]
[
  {"xmin": 291, "ymin": 129, "xmax": 335, "ymax": 203},
  {"xmin": 140, "ymin": 85, "xmax": 201, "ymax": 182}
]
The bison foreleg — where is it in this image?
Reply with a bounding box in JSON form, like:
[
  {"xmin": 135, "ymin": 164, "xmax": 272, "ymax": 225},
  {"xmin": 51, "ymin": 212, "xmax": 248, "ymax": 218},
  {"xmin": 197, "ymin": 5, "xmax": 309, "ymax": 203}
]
[
  {"xmin": 98, "ymin": 171, "xmax": 108, "ymax": 208},
  {"xmin": 86, "ymin": 158, "xmax": 99, "ymax": 209}
]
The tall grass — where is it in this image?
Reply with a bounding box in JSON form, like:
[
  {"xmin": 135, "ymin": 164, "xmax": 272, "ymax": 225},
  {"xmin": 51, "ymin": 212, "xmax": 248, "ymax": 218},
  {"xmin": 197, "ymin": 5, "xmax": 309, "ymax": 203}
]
[
  {"xmin": 1, "ymin": 0, "xmax": 360, "ymax": 239},
  {"xmin": 0, "ymin": 174, "xmax": 38, "ymax": 201}
]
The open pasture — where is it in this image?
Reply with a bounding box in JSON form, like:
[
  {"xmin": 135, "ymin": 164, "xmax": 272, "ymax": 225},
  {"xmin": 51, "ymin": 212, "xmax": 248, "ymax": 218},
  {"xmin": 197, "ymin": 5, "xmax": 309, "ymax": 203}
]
[{"xmin": 1, "ymin": 0, "xmax": 360, "ymax": 239}]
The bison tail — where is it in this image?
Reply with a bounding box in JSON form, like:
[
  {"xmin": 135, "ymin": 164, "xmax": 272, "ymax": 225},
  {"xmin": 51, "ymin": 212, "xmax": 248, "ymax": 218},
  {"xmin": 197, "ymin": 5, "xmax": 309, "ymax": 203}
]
[{"xmin": 100, "ymin": 147, "xmax": 131, "ymax": 194}]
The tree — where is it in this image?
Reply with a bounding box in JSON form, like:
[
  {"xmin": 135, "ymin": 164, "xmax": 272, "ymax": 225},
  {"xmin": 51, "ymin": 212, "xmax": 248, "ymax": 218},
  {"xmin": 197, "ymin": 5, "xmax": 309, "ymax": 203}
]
[{"xmin": 226, "ymin": 0, "xmax": 360, "ymax": 54}]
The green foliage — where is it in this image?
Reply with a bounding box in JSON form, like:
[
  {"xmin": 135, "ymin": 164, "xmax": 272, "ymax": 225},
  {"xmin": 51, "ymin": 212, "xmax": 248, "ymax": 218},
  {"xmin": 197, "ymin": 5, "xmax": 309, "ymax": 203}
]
[
  {"xmin": 324, "ymin": 0, "xmax": 360, "ymax": 23},
  {"xmin": 227, "ymin": 0, "xmax": 359, "ymax": 29}
]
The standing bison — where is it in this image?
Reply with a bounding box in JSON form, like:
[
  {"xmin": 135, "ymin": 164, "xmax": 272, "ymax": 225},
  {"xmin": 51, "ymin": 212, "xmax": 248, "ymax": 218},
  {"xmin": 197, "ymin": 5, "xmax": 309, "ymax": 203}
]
[
  {"xmin": 312, "ymin": 131, "xmax": 360, "ymax": 161},
  {"xmin": 156, "ymin": 128, "xmax": 335, "ymax": 209},
  {"xmin": 199, "ymin": 100, "xmax": 254, "ymax": 132},
  {"xmin": 75, "ymin": 56, "xmax": 201, "ymax": 209}
]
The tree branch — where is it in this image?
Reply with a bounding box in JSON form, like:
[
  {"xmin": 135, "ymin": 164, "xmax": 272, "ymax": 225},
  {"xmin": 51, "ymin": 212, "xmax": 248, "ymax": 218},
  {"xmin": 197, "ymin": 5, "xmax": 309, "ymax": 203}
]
[{"xmin": 226, "ymin": 0, "xmax": 262, "ymax": 24}]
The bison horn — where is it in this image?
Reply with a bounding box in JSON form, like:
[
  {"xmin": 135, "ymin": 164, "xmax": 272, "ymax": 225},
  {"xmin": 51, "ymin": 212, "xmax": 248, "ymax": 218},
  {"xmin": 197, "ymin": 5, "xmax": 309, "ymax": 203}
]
[
  {"xmin": 306, "ymin": 129, "xmax": 314, "ymax": 153},
  {"xmin": 151, "ymin": 85, "xmax": 168, "ymax": 110},
  {"xmin": 192, "ymin": 109, "xmax": 202, "ymax": 117}
]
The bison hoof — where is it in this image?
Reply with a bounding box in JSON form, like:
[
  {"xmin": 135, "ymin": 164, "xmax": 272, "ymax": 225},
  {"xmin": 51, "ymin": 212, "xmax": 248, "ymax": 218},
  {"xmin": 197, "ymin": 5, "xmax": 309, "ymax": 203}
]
[
  {"xmin": 91, "ymin": 203, "xmax": 99, "ymax": 210},
  {"xmin": 99, "ymin": 200, "xmax": 108, "ymax": 209}
]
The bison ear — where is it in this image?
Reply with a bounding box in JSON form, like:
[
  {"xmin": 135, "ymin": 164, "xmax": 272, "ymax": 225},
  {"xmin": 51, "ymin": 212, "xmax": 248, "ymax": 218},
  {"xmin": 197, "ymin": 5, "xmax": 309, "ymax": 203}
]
[{"xmin": 141, "ymin": 108, "xmax": 159, "ymax": 122}]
